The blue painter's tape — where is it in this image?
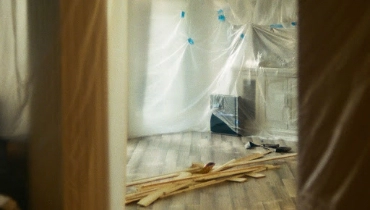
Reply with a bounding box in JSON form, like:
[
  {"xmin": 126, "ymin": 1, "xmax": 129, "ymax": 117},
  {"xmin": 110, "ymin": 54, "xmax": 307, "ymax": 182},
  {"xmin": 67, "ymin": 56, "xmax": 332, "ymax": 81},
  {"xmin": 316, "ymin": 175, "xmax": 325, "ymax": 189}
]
[
  {"xmin": 240, "ymin": 33, "xmax": 245, "ymax": 39},
  {"xmin": 291, "ymin": 21, "xmax": 297, "ymax": 26},
  {"xmin": 181, "ymin": 11, "xmax": 185, "ymax": 18},
  {"xmin": 188, "ymin": 38, "xmax": 194, "ymax": 45},
  {"xmin": 218, "ymin": 14, "xmax": 225, "ymax": 22},
  {"xmin": 270, "ymin": 24, "xmax": 284, "ymax": 29}
]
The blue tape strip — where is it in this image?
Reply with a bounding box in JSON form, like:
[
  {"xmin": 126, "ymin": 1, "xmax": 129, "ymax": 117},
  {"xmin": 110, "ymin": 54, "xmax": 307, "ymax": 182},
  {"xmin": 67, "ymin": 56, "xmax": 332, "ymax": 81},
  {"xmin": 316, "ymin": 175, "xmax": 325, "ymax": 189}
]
[
  {"xmin": 240, "ymin": 33, "xmax": 245, "ymax": 39},
  {"xmin": 188, "ymin": 38, "xmax": 194, "ymax": 45},
  {"xmin": 181, "ymin": 11, "xmax": 185, "ymax": 18},
  {"xmin": 291, "ymin": 21, "xmax": 297, "ymax": 26},
  {"xmin": 270, "ymin": 24, "xmax": 284, "ymax": 29}
]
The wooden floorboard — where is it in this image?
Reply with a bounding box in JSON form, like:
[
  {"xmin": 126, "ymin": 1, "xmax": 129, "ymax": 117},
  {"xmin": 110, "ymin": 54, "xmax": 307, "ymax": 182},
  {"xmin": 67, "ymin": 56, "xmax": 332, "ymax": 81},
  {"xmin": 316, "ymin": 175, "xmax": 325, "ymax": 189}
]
[{"xmin": 126, "ymin": 132, "xmax": 298, "ymax": 210}]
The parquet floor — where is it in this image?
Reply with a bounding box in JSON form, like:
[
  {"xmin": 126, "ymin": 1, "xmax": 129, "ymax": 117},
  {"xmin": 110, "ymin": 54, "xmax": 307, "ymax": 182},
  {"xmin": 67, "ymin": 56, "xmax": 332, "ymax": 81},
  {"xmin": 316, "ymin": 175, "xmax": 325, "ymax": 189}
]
[{"xmin": 126, "ymin": 132, "xmax": 297, "ymax": 210}]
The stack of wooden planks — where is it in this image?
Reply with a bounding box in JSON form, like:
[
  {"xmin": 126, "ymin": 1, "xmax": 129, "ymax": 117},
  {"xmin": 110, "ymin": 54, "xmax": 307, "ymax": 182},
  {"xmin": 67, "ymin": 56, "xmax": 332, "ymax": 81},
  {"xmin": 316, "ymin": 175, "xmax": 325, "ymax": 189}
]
[{"xmin": 125, "ymin": 151, "xmax": 297, "ymax": 207}]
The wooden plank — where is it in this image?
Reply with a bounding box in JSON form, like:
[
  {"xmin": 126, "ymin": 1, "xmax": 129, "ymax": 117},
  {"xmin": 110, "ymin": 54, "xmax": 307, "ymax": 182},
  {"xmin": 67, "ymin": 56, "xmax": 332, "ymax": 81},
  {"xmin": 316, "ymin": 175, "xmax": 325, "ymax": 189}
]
[
  {"xmin": 227, "ymin": 153, "xmax": 297, "ymax": 168},
  {"xmin": 161, "ymin": 175, "xmax": 244, "ymax": 198},
  {"xmin": 127, "ymin": 173, "xmax": 180, "ymax": 187},
  {"xmin": 212, "ymin": 159, "xmax": 237, "ymax": 172},
  {"xmin": 126, "ymin": 166, "xmax": 201, "ymax": 187},
  {"xmin": 227, "ymin": 177, "xmax": 248, "ymax": 182},
  {"xmin": 126, "ymin": 179, "xmax": 193, "ymax": 204},
  {"xmin": 139, "ymin": 165, "xmax": 264, "ymax": 189},
  {"xmin": 174, "ymin": 172, "xmax": 193, "ymax": 179},
  {"xmin": 126, "ymin": 183, "xmax": 164, "ymax": 201},
  {"xmin": 234, "ymin": 152, "xmax": 266, "ymax": 163},
  {"xmin": 138, "ymin": 179, "xmax": 192, "ymax": 192},
  {"xmin": 246, "ymin": 173, "xmax": 266, "ymax": 178},
  {"xmin": 137, "ymin": 189, "xmax": 167, "ymax": 207},
  {"xmin": 138, "ymin": 181, "xmax": 193, "ymax": 207},
  {"xmin": 194, "ymin": 166, "xmax": 266, "ymax": 182},
  {"xmin": 192, "ymin": 162, "xmax": 216, "ymax": 174}
]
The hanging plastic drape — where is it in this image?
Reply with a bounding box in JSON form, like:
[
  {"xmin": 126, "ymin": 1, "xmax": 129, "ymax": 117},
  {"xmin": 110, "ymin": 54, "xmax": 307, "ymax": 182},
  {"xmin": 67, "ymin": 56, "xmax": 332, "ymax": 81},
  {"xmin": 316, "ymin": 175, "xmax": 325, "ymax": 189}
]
[
  {"xmin": 0, "ymin": 1, "xmax": 30, "ymax": 139},
  {"xmin": 128, "ymin": 0, "xmax": 298, "ymax": 139}
]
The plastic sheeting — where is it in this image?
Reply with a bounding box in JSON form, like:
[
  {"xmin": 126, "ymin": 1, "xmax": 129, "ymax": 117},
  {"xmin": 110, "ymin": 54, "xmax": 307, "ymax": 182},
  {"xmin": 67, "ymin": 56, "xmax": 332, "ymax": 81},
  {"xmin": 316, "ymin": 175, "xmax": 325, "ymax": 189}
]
[
  {"xmin": 128, "ymin": 0, "xmax": 298, "ymax": 139},
  {"xmin": 0, "ymin": 1, "xmax": 30, "ymax": 139},
  {"xmin": 1, "ymin": 0, "xmax": 298, "ymax": 140}
]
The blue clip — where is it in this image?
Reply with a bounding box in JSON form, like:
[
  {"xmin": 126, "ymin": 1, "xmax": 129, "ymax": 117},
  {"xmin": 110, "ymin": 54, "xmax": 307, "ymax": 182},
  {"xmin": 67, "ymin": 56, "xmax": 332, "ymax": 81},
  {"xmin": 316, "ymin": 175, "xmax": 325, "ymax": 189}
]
[
  {"xmin": 188, "ymin": 38, "xmax": 194, "ymax": 45},
  {"xmin": 240, "ymin": 33, "xmax": 245, "ymax": 39},
  {"xmin": 181, "ymin": 11, "xmax": 185, "ymax": 18},
  {"xmin": 218, "ymin": 15, "xmax": 225, "ymax": 22},
  {"xmin": 217, "ymin": 9, "xmax": 225, "ymax": 21},
  {"xmin": 291, "ymin": 21, "xmax": 297, "ymax": 26}
]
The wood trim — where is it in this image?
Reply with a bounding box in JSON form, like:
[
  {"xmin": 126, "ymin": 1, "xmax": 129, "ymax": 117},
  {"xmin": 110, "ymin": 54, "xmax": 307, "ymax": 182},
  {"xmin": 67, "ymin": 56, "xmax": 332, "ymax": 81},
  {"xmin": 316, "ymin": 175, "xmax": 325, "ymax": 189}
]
[
  {"xmin": 60, "ymin": 0, "xmax": 109, "ymax": 209},
  {"xmin": 106, "ymin": 1, "xmax": 129, "ymax": 209},
  {"xmin": 29, "ymin": 1, "xmax": 127, "ymax": 209}
]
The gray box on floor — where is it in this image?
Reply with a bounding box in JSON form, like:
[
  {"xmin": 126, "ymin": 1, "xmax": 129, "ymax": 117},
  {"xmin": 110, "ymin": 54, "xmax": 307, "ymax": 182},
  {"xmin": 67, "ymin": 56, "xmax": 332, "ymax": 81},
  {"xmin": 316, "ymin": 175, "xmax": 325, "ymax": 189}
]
[{"xmin": 210, "ymin": 94, "xmax": 255, "ymax": 136}]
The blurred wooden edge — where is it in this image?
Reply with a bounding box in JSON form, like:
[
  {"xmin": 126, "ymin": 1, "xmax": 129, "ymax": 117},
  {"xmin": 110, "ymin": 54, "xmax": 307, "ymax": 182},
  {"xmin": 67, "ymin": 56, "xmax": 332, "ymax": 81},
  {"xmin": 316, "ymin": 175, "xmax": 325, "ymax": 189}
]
[{"xmin": 29, "ymin": 1, "xmax": 128, "ymax": 210}]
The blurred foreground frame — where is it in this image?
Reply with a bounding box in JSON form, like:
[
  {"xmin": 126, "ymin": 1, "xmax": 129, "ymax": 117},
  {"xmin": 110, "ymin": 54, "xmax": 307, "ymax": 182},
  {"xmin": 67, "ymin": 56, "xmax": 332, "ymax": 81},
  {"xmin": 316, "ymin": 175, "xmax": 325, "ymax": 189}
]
[
  {"xmin": 28, "ymin": 0, "xmax": 127, "ymax": 210},
  {"xmin": 298, "ymin": 0, "xmax": 370, "ymax": 209}
]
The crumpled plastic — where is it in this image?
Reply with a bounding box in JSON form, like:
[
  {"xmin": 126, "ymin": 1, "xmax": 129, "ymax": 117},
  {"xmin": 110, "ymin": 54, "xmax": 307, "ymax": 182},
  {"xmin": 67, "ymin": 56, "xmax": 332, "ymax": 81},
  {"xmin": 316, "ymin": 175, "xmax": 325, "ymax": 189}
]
[{"xmin": 128, "ymin": 0, "xmax": 297, "ymax": 139}]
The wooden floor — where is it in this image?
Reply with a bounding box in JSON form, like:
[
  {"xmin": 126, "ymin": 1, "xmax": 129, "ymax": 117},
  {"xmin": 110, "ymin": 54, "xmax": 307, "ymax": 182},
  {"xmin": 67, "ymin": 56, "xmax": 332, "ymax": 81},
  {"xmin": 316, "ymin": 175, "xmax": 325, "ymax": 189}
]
[{"xmin": 126, "ymin": 132, "xmax": 298, "ymax": 210}]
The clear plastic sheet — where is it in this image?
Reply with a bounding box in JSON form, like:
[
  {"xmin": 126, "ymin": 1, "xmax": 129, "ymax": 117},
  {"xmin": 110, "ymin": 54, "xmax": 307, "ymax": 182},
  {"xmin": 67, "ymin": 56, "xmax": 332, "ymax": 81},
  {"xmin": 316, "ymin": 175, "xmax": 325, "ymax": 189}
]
[
  {"xmin": 0, "ymin": 1, "xmax": 30, "ymax": 139},
  {"xmin": 128, "ymin": 0, "xmax": 298, "ymax": 139},
  {"xmin": 1, "ymin": 0, "xmax": 298, "ymax": 140}
]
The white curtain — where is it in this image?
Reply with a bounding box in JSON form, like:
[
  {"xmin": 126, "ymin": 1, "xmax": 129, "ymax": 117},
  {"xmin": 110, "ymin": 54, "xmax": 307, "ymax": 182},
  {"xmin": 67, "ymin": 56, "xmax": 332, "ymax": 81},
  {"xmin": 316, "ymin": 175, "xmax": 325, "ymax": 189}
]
[
  {"xmin": 128, "ymin": 0, "xmax": 297, "ymax": 138},
  {"xmin": 0, "ymin": 0, "xmax": 30, "ymax": 139}
]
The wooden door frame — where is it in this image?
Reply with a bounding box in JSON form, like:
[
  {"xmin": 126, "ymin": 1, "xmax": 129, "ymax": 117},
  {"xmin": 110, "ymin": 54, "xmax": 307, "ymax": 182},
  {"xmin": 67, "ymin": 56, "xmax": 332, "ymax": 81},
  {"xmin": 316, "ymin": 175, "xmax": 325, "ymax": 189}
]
[{"xmin": 29, "ymin": 1, "xmax": 127, "ymax": 209}]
